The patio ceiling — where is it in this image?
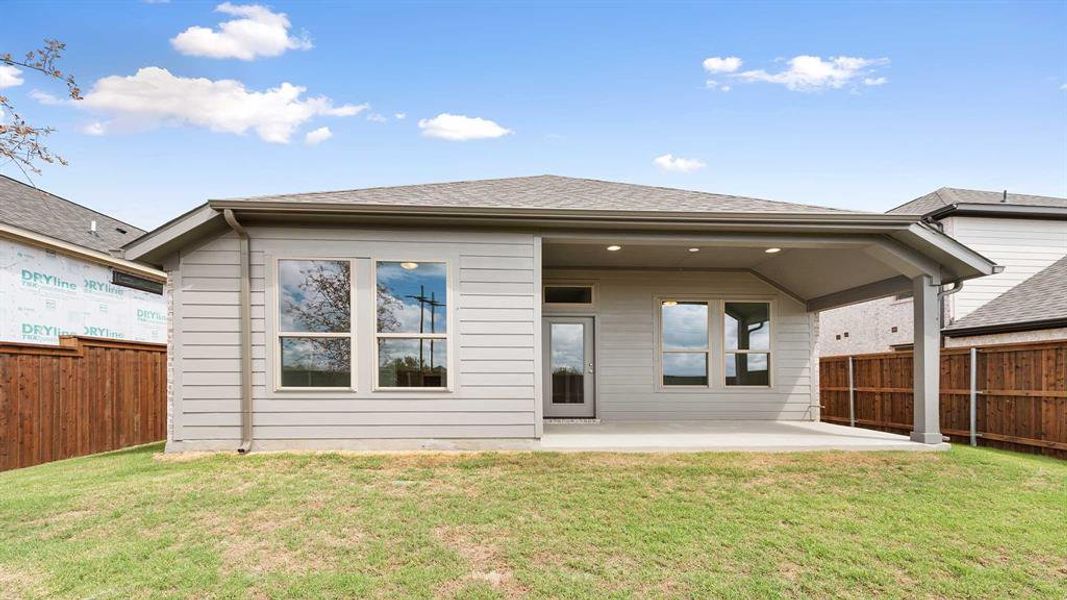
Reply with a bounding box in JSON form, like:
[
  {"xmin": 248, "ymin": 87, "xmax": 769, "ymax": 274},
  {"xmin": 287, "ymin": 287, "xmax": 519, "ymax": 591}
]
[{"xmin": 541, "ymin": 232, "xmax": 971, "ymax": 311}]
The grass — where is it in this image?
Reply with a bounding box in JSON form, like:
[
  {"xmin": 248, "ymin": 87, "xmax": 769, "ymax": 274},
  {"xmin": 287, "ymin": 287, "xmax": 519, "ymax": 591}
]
[{"xmin": 0, "ymin": 445, "xmax": 1064, "ymax": 599}]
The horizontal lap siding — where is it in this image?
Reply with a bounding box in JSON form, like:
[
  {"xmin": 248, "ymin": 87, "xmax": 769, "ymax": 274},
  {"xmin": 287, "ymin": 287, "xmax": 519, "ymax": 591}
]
[
  {"xmin": 544, "ymin": 269, "xmax": 814, "ymax": 421},
  {"xmin": 947, "ymin": 217, "xmax": 1067, "ymax": 319},
  {"xmin": 175, "ymin": 227, "xmax": 537, "ymax": 441}
]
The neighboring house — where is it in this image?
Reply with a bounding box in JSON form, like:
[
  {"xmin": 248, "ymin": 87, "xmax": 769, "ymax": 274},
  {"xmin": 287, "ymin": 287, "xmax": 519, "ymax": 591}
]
[
  {"xmin": 0, "ymin": 174, "xmax": 166, "ymax": 345},
  {"xmin": 123, "ymin": 175, "xmax": 998, "ymax": 451},
  {"xmin": 819, "ymin": 187, "xmax": 1067, "ymax": 355},
  {"xmin": 942, "ymin": 254, "xmax": 1067, "ymax": 347}
]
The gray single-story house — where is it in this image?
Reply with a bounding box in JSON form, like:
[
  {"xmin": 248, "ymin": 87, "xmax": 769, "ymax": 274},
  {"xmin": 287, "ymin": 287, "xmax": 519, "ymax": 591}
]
[{"xmin": 124, "ymin": 176, "xmax": 1000, "ymax": 452}]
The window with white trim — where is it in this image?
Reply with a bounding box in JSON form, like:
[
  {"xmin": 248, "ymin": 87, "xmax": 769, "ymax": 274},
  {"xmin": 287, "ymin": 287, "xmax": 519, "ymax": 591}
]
[
  {"xmin": 277, "ymin": 260, "xmax": 353, "ymax": 388},
  {"xmin": 724, "ymin": 302, "xmax": 771, "ymax": 386},
  {"xmin": 660, "ymin": 300, "xmax": 709, "ymax": 386},
  {"xmin": 375, "ymin": 261, "xmax": 448, "ymax": 388}
]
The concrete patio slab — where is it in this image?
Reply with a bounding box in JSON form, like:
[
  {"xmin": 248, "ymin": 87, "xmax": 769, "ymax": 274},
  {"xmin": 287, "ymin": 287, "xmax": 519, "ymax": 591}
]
[{"xmin": 538, "ymin": 420, "xmax": 950, "ymax": 452}]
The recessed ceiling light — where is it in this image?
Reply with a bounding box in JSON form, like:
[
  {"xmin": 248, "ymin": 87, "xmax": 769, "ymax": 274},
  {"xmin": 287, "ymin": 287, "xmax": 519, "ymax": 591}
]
[
  {"xmin": 765, "ymin": 247, "xmax": 782, "ymax": 254},
  {"xmin": 688, "ymin": 247, "xmax": 700, "ymax": 253},
  {"xmin": 662, "ymin": 300, "xmax": 678, "ymax": 307},
  {"xmin": 606, "ymin": 245, "xmax": 622, "ymax": 252},
  {"xmin": 400, "ymin": 261, "xmax": 420, "ymax": 270}
]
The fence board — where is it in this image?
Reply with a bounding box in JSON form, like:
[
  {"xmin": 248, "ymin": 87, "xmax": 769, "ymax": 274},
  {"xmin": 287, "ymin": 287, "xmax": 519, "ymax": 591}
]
[
  {"xmin": 821, "ymin": 339, "xmax": 1067, "ymax": 459},
  {"xmin": 0, "ymin": 336, "xmax": 167, "ymax": 471}
]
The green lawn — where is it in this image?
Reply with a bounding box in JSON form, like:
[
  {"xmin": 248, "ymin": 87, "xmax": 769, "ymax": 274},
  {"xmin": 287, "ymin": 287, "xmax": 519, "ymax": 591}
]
[{"xmin": 0, "ymin": 445, "xmax": 1064, "ymax": 599}]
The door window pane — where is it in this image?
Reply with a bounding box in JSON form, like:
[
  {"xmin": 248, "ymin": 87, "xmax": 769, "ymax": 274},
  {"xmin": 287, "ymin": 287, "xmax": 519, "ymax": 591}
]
[
  {"xmin": 280, "ymin": 337, "xmax": 351, "ymax": 387},
  {"xmin": 663, "ymin": 353, "xmax": 708, "ymax": 386},
  {"xmin": 725, "ymin": 353, "xmax": 770, "ymax": 386},
  {"xmin": 551, "ymin": 323, "xmax": 585, "ymax": 404},
  {"xmin": 278, "ymin": 260, "xmax": 351, "ymax": 333},
  {"xmin": 661, "ymin": 302, "xmax": 709, "ymax": 350},
  {"xmin": 378, "ymin": 338, "xmax": 448, "ymax": 388},
  {"xmin": 376, "ymin": 261, "xmax": 447, "ymax": 334},
  {"xmin": 724, "ymin": 302, "xmax": 770, "ymax": 350}
]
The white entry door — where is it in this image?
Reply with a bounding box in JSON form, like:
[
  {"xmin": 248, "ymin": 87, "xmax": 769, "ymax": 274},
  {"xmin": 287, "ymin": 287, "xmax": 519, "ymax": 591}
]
[{"xmin": 542, "ymin": 317, "xmax": 595, "ymax": 418}]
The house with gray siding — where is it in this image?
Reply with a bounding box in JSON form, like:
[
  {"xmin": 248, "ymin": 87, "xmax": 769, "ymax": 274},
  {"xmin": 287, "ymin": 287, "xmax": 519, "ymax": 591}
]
[
  {"xmin": 123, "ymin": 176, "xmax": 999, "ymax": 451},
  {"xmin": 819, "ymin": 187, "xmax": 1067, "ymax": 355}
]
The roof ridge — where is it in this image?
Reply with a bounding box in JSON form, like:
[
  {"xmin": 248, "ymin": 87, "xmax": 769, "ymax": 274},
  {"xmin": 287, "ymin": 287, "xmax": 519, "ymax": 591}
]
[
  {"xmin": 214, "ymin": 174, "xmax": 847, "ymax": 212},
  {"xmin": 0, "ymin": 173, "xmax": 145, "ymax": 233},
  {"xmin": 213, "ymin": 174, "xmax": 558, "ymax": 202}
]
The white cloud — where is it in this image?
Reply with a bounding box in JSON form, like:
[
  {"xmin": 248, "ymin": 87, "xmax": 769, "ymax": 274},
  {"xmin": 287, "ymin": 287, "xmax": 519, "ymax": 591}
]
[
  {"xmin": 82, "ymin": 121, "xmax": 107, "ymax": 136},
  {"xmin": 863, "ymin": 76, "xmax": 888, "ymax": 86},
  {"xmin": 393, "ymin": 112, "xmax": 407, "ymax": 120},
  {"xmin": 80, "ymin": 67, "xmax": 366, "ymax": 143},
  {"xmin": 29, "ymin": 89, "xmax": 64, "ymax": 105},
  {"xmin": 366, "ymin": 112, "xmax": 388, "ymax": 123},
  {"xmin": 653, "ymin": 154, "xmax": 706, "ymax": 173},
  {"xmin": 1060, "ymin": 83, "xmax": 1067, "ymax": 91},
  {"xmin": 417, "ymin": 113, "xmax": 512, "ymax": 141},
  {"xmin": 0, "ymin": 65, "xmax": 24, "ymax": 89},
  {"xmin": 171, "ymin": 2, "xmax": 312, "ymax": 60},
  {"xmin": 735, "ymin": 55, "xmax": 889, "ymax": 92},
  {"xmin": 704, "ymin": 80, "xmax": 731, "ymax": 92},
  {"xmin": 702, "ymin": 56, "xmax": 742, "ymax": 74},
  {"xmin": 304, "ymin": 126, "xmax": 332, "ymax": 145}
]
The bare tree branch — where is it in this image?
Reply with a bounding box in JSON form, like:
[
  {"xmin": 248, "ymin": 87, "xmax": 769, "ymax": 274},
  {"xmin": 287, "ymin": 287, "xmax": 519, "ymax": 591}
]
[{"xmin": 1, "ymin": 39, "xmax": 82, "ymax": 174}]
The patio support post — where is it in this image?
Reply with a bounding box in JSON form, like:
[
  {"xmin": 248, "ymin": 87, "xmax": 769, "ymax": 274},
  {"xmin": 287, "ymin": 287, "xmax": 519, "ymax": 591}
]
[{"xmin": 911, "ymin": 274, "xmax": 942, "ymax": 444}]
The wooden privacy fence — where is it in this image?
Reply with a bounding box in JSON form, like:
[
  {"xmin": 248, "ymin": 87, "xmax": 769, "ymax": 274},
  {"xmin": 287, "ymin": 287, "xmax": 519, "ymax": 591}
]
[
  {"xmin": 0, "ymin": 336, "xmax": 167, "ymax": 471},
  {"xmin": 820, "ymin": 340, "xmax": 1067, "ymax": 458}
]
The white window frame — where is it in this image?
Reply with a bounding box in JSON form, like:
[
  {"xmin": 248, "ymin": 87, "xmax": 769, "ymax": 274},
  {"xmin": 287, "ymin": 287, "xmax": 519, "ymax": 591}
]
[
  {"xmin": 722, "ymin": 299, "xmax": 773, "ymax": 388},
  {"xmin": 372, "ymin": 258, "xmax": 453, "ymax": 392},
  {"xmin": 273, "ymin": 257, "xmax": 357, "ymax": 392},
  {"xmin": 656, "ymin": 297, "xmax": 712, "ymax": 389}
]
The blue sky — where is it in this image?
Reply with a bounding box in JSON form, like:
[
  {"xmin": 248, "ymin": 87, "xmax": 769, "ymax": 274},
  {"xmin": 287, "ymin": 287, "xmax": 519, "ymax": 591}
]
[{"xmin": 2, "ymin": 1, "xmax": 1065, "ymax": 229}]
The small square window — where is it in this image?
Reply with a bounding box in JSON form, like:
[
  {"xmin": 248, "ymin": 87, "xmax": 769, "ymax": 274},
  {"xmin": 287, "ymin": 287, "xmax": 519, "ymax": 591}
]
[
  {"xmin": 544, "ymin": 286, "xmax": 593, "ymax": 304},
  {"xmin": 891, "ymin": 326, "xmax": 899, "ymax": 333}
]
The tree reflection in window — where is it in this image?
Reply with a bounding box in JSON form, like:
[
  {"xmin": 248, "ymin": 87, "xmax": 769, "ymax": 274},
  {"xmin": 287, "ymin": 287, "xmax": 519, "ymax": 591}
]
[{"xmin": 277, "ymin": 260, "xmax": 352, "ymax": 388}]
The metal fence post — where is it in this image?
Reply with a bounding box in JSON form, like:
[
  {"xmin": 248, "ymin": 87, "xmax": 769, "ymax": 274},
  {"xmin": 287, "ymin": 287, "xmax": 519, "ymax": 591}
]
[
  {"xmin": 969, "ymin": 347, "xmax": 978, "ymax": 447},
  {"xmin": 848, "ymin": 356, "xmax": 856, "ymax": 427}
]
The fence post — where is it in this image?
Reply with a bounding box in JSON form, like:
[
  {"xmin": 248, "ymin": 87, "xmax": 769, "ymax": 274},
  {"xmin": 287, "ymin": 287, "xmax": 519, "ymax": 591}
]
[
  {"xmin": 848, "ymin": 356, "xmax": 855, "ymax": 427},
  {"xmin": 969, "ymin": 347, "xmax": 978, "ymax": 447}
]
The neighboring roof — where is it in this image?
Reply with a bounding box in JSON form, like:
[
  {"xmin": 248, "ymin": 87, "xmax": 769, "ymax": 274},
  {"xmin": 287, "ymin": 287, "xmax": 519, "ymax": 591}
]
[
  {"xmin": 217, "ymin": 175, "xmax": 849, "ymax": 214},
  {"xmin": 944, "ymin": 255, "xmax": 1067, "ymax": 336},
  {"xmin": 889, "ymin": 187, "xmax": 1067, "ymax": 216},
  {"xmin": 0, "ymin": 174, "xmax": 144, "ymax": 253}
]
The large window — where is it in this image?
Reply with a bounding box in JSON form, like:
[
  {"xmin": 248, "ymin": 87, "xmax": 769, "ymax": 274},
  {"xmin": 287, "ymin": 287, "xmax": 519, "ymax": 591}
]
[
  {"xmin": 660, "ymin": 300, "xmax": 709, "ymax": 386},
  {"xmin": 724, "ymin": 302, "xmax": 771, "ymax": 386},
  {"xmin": 375, "ymin": 261, "xmax": 448, "ymax": 388},
  {"xmin": 277, "ymin": 260, "xmax": 353, "ymax": 388}
]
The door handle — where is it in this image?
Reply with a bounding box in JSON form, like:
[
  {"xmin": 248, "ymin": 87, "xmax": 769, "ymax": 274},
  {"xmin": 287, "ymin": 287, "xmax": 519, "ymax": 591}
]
[{"xmin": 588, "ymin": 362, "xmax": 595, "ymax": 374}]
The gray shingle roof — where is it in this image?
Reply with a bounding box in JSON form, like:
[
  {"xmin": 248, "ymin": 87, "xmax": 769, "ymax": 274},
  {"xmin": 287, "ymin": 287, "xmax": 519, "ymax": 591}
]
[
  {"xmin": 219, "ymin": 175, "xmax": 848, "ymax": 214},
  {"xmin": 0, "ymin": 174, "xmax": 144, "ymax": 253},
  {"xmin": 944, "ymin": 255, "xmax": 1067, "ymax": 333},
  {"xmin": 889, "ymin": 187, "xmax": 1067, "ymax": 216}
]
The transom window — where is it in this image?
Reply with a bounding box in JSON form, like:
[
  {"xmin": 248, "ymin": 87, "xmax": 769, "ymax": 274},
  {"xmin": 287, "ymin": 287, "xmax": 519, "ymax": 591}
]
[
  {"xmin": 724, "ymin": 302, "xmax": 771, "ymax": 386},
  {"xmin": 375, "ymin": 261, "xmax": 448, "ymax": 389},
  {"xmin": 660, "ymin": 300, "xmax": 709, "ymax": 386},
  {"xmin": 544, "ymin": 285, "xmax": 594, "ymax": 305},
  {"xmin": 276, "ymin": 260, "xmax": 353, "ymax": 388}
]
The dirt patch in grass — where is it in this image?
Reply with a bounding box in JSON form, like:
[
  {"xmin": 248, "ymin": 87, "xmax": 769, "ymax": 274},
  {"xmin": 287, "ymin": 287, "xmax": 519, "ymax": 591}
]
[
  {"xmin": 0, "ymin": 564, "xmax": 47, "ymax": 599},
  {"xmin": 433, "ymin": 525, "xmax": 528, "ymax": 598}
]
